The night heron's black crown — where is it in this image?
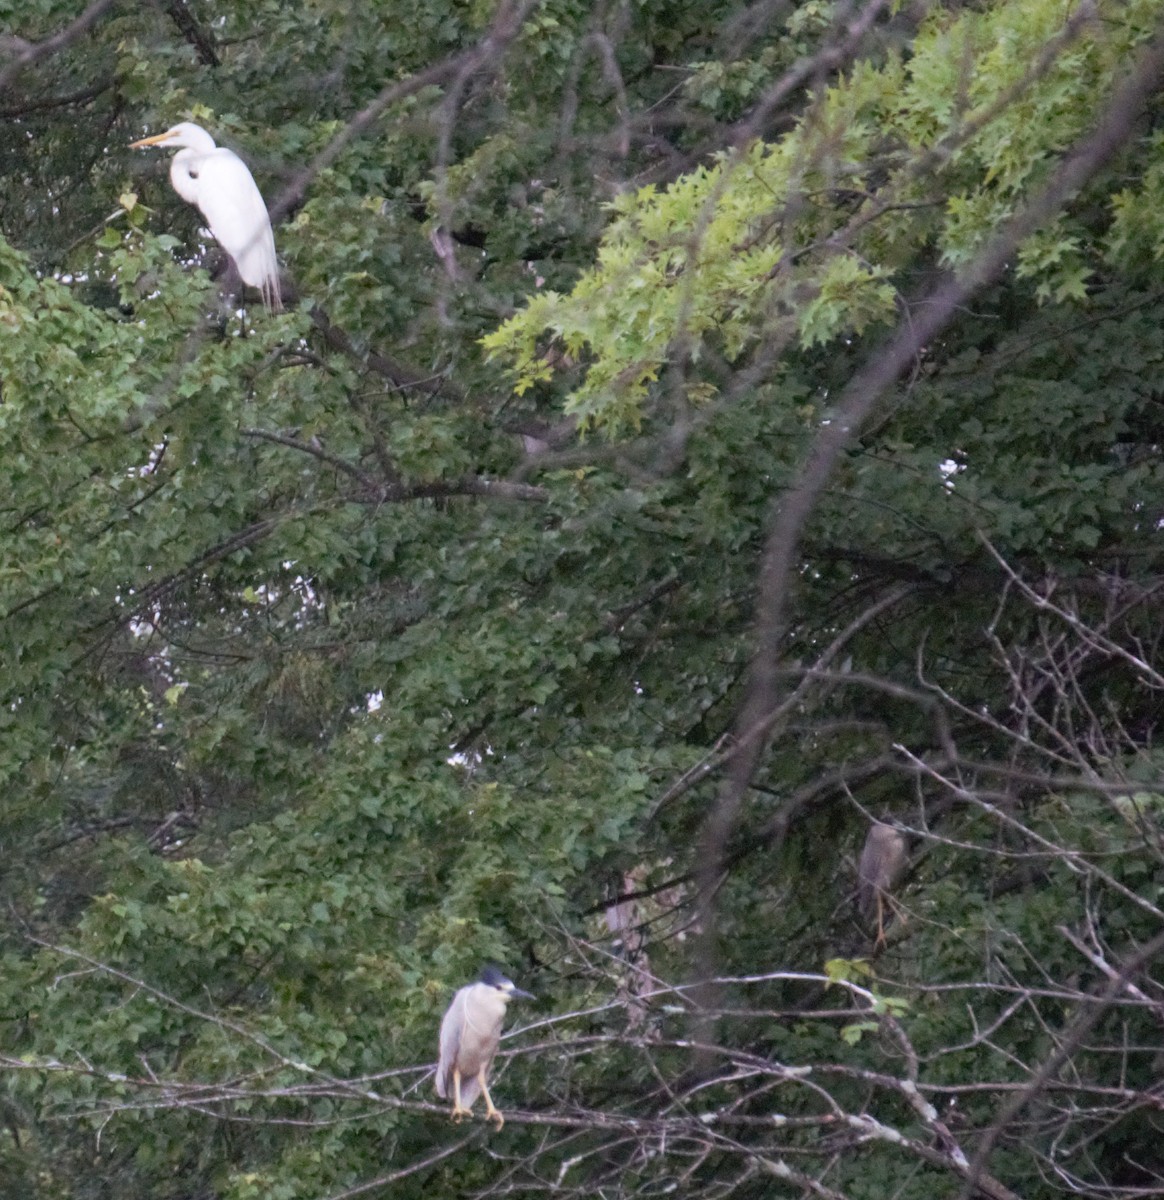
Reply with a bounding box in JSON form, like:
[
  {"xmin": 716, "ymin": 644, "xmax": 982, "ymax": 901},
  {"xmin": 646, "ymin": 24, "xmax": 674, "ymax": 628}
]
[{"xmin": 478, "ymin": 964, "xmax": 515, "ymax": 990}]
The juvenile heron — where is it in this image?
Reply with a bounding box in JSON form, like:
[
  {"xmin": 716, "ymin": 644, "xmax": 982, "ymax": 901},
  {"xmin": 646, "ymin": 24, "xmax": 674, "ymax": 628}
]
[
  {"xmin": 858, "ymin": 821, "xmax": 908, "ymax": 948},
  {"xmin": 436, "ymin": 965, "xmax": 533, "ymax": 1129}
]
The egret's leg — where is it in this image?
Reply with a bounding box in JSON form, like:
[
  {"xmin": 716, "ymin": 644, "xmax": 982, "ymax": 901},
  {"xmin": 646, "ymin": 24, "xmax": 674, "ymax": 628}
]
[
  {"xmin": 478, "ymin": 1068, "xmax": 504, "ymax": 1129},
  {"xmin": 450, "ymin": 1068, "xmax": 472, "ymax": 1122}
]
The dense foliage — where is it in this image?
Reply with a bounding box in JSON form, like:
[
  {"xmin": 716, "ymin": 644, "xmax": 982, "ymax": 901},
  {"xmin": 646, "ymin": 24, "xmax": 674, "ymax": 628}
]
[{"xmin": 2, "ymin": 0, "xmax": 1164, "ymax": 1197}]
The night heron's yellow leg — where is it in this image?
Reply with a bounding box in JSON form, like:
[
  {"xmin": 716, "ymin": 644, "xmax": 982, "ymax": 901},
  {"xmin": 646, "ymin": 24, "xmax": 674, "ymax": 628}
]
[
  {"xmin": 873, "ymin": 893, "xmax": 909, "ymax": 949},
  {"xmin": 450, "ymin": 1069, "xmax": 472, "ymax": 1122},
  {"xmin": 873, "ymin": 893, "xmax": 887, "ymax": 949},
  {"xmin": 478, "ymin": 1068, "xmax": 504, "ymax": 1129}
]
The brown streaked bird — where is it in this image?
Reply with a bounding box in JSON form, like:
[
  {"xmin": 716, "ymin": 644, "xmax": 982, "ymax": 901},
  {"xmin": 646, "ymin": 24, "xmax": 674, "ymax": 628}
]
[
  {"xmin": 436, "ymin": 965, "xmax": 533, "ymax": 1130},
  {"xmin": 857, "ymin": 821, "xmax": 908, "ymax": 948}
]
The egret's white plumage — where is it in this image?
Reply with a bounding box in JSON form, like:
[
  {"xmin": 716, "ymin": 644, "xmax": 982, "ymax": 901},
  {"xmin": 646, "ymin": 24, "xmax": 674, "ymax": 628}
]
[{"xmin": 130, "ymin": 122, "xmax": 281, "ymax": 310}]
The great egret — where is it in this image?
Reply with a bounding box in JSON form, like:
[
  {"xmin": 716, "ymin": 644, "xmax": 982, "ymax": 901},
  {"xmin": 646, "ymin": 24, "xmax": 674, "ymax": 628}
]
[{"xmin": 130, "ymin": 122, "xmax": 282, "ymax": 310}]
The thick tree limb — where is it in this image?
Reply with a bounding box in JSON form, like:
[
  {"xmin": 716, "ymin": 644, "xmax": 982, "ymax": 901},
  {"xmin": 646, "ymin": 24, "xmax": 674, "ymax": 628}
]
[
  {"xmin": 162, "ymin": 0, "xmax": 219, "ymax": 66},
  {"xmin": 0, "ymin": 78, "xmax": 112, "ymax": 118},
  {"xmin": 309, "ymin": 305, "xmax": 465, "ymax": 401},
  {"xmin": 0, "ymin": 0, "xmax": 117, "ymax": 92},
  {"xmin": 241, "ymin": 427, "xmax": 380, "ymax": 489}
]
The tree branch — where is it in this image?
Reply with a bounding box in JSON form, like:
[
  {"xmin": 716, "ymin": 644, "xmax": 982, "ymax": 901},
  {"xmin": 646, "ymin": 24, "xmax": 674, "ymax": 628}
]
[
  {"xmin": 161, "ymin": 0, "xmax": 219, "ymax": 66},
  {"xmin": 697, "ymin": 13, "xmax": 1164, "ymax": 987}
]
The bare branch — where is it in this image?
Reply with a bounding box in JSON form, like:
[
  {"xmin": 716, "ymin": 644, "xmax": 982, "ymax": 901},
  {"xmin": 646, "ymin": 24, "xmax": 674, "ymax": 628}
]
[
  {"xmin": 0, "ymin": 0, "xmax": 117, "ymax": 92},
  {"xmin": 698, "ymin": 14, "xmax": 1164, "ymax": 977}
]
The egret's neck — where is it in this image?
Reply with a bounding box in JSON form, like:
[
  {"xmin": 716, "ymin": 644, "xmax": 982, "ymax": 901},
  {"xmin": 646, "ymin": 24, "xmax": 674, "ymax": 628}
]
[{"xmin": 169, "ymin": 150, "xmax": 205, "ymax": 205}]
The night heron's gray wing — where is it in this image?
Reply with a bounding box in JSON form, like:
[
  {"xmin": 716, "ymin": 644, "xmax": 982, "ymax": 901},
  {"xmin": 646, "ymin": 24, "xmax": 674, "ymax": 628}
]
[{"xmin": 436, "ymin": 985, "xmax": 467, "ymax": 1098}]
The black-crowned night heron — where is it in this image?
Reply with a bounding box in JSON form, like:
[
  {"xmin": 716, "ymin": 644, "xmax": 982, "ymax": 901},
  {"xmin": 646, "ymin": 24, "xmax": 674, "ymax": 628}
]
[
  {"xmin": 857, "ymin": 821, "xmax": 908, "ymax": 948},
  {"xmin": 436, "ymin": 965, "xmax": 533, "ymax": 1129}
]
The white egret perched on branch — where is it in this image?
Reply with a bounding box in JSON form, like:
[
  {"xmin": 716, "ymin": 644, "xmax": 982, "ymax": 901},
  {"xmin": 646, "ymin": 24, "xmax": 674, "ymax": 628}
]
[{"xmin": 130, "ymin": 122, "xmax": 282, "ymax": 310}]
